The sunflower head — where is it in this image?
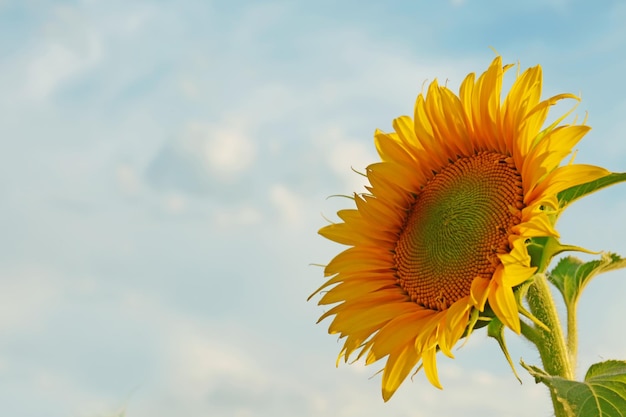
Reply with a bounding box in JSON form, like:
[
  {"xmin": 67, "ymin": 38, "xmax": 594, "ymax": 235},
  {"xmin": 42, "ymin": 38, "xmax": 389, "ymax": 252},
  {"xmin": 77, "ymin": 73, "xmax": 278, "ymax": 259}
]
[{"xmin": 311, "ymin": 56, "xmax": 609, "ymax": 401}]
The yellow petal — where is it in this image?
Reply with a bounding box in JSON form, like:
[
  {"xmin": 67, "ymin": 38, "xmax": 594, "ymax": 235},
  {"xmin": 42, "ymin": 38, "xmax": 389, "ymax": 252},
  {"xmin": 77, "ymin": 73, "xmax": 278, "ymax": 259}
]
[
  {"xmin": 382, "ymin": 344, "xmax": 421, "ymax": 401},
  {"xmin": 470, "ymin": 276, "xmax": 490, "ymax": 310},
  {"xmin": 526, "ymin": 164, "xmax": 610, "ymax": 204},
  {"xmin": 487, "ymin": 275, "xmax": 521, "ymax": 334},
  {"xmin": 421, "ymin": 346, "xmax": 443, "ymax": 389}
]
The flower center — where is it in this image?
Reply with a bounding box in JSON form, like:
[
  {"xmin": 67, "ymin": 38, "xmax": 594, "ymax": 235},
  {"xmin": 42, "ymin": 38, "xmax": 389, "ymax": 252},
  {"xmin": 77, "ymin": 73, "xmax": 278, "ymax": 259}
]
[{"xmin": 394, "ymin": 151, "xmax": 524, "ymax": 311}]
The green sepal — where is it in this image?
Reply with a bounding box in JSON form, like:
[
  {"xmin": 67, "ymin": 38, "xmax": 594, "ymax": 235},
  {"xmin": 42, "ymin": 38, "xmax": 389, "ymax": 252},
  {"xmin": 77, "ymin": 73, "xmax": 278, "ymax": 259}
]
[
  {"xmin": 526, "ymin": 237, "xmax": 552, "ymax": 272},
  {"xmin": 558, "ymin": 172, "xmax": 626, "ymax": 209},
  {"xmin": 527, "ymin": 237, "xmax": 598, "ymax": 273},
  {"xmin": 464, "ymin": 307, "xmax": 488, "ymax": 334},
  {"xmin": 487, "ymin": 318, "xmax": 522, "ymax": 384},
  {"xmin": 514, "ymin": 278, "xmax": 550, "ymax": 332},
  {"xmin": 548, "ymin": 252, "xmax": 626, "ymax": 308},
  {"xmin": 522, "ymin": 360, "xmax": 626, "ymax": 417}
]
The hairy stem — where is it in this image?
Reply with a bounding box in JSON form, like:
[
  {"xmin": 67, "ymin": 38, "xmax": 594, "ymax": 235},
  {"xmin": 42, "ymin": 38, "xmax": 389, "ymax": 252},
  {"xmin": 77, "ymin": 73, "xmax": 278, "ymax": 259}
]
[
  {"xmin": 567, "ymin": 301, "xmax": 578, "ymax": 376},
  {"xmin": 522, "ymin": 274, "xmax": 573, "ymax": 417}
]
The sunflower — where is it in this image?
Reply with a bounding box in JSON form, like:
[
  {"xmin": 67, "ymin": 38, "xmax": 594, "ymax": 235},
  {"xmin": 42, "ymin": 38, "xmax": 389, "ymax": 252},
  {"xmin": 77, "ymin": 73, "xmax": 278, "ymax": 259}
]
[{"xmin": 310, "ymin": 56, "xmax": 609, "ymax": 401}]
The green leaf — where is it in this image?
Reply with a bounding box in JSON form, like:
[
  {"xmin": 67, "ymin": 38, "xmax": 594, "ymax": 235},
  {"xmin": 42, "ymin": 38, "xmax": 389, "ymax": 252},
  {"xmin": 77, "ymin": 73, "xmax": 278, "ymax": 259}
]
[
  {"xmin": 558, "ymin": 172, "xmax": 626, "ymax": 208},
  {"xmin": 548, "ymin": 253, "xmax": 626, "ymax": 307},
  {"xmin": 487, "ymin": 318, "xmax": 521, "ymax": 383},
  {"xmin": 522, "ymin": 360, "xmax": 626, "ymax": 417}
]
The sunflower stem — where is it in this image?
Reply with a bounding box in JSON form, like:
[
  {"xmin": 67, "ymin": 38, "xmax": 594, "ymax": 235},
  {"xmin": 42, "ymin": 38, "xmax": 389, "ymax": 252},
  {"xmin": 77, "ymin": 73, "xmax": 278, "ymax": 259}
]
[
  {"xmin": 519, "ymin": 320, "xmax": 538, "ymax": 342},
  {"xmin": 567, "ymin": 302, "xmax": 578, "ymax": 375},
  {"xmin": 522, "ymin": 273, "xmax": 573, "ymax": 417}
]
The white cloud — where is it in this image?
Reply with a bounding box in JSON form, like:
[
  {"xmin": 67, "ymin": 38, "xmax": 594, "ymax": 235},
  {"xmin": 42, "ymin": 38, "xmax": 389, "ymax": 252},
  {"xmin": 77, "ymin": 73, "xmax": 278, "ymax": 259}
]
[
  {"xmin": 323, "ymin": 128, "xmax": 377, "ymax": 193},
  {"xmin": 176, "ymin": 122, "xmax": 257, "ymax": 180},
  {"xmin": 0, "ymin": 267, "xmax": 63, "ymax": 333},
  {"xmin": 178, "ymin": 78, "xmax": 201, "ymax": 100},
  {"xmin": 73, "ymin": 293, "xmax": 321, "ymax": 417},
  {"xmin": 116, "ymin": 164, "xmax": 142, "ymax": 196},
  {"xmin": 33, "ymin": 369, "xmax": 127, "ymax": 417},
  {"xmin": 146, "ymin": 122, "xmax": 259, "ymax": 195},
  {"xmin": 23, "ymin": 6, "xmax": 103, "ymax": 101},
  {"xmin": 163, "ymin": 193, "xmax": 187, "ymax": 214},
  {"xmin": 203, "ymin": 126, "xmax": 256, "ymax": 178},
  {"xmin": 163, "ymin": 325, "xmax": 266, "ymax": 405},
  {"xmin": 115, "ymin": 5, "xmax": 156, "ymax": 36},
  {"xmin": 326, "ymin": 133, "xmax": 373, "ymax": 175},
  {"xmin": 24, "ymin": 40, "xmax": 100, "ymax": 100},
  {"xmin": 213, "ymin": 205, "xmax": 262, "ymax": 227},
  {"xmin": 270, "ymin": 184, "xmax": 304, "ymax": 226}
]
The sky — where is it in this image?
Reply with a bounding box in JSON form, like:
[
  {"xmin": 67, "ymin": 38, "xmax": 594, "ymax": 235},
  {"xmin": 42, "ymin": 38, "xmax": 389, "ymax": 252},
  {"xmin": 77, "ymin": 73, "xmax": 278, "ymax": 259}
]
[{"xmin": 1, "ymin": 1, "xmax": 626, "ymax": 416}]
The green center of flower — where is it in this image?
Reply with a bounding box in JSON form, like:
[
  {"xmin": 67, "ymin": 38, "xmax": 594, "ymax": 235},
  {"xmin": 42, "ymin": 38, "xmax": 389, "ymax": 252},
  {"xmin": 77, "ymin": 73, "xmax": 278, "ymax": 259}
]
[{"xmin": 395, "ymin": 151, "xmax": 524, "ymax": 311}]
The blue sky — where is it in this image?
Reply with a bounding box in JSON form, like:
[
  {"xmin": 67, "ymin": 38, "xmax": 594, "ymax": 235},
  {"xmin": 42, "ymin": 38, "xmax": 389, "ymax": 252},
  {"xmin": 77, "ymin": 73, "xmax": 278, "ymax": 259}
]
[{"xmin": 1, "ymin": 1, "xmax": 625, "ymax": 416}]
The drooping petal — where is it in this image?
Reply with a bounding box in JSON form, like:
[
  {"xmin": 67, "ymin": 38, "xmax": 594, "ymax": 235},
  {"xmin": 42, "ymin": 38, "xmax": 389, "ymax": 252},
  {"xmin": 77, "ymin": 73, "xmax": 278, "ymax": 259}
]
[{"xmin": 381, "ymin": 344, "xmax": 421, "ymax": 402}]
